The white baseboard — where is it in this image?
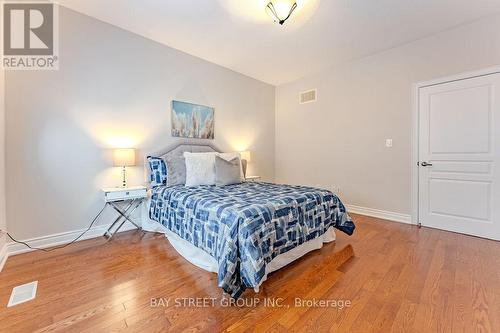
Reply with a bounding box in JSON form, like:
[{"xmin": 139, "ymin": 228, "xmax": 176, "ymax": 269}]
[
  {"xmin": 0, "ymin": 242, "xmax": 8, "ymax": 272},
  {"xmin": 2, "ymin": 221, "xmax": 138, "ymax": 268},
  {"xmin": 347, "ymin": 204, "xmax": 413, "ymax": 225}
]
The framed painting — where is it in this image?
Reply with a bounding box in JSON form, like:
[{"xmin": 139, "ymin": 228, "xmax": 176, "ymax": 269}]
[{"xmin": 171, "ymin": 100, "xmax": 215, "ymax": 139}]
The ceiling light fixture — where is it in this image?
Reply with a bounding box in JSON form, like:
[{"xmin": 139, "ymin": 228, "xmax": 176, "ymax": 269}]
[{"xmin": 266, "ymin": 0, "xmax": 298, "ymax": 25}]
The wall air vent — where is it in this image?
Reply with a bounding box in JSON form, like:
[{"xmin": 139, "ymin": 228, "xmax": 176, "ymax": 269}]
[{"xmin": 299, "ymin": 89, "xmax": 317, "ymax": 104}]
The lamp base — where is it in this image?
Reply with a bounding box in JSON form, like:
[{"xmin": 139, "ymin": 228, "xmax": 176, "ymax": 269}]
[{"xmin": 122, "ymin": 166, "xmax": 127, "ymax": 188}]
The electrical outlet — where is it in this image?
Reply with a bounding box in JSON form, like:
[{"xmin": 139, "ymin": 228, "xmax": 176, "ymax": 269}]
[{"xmin": 385, "ymin": 139, "xmax": 393, "ymax": 148}]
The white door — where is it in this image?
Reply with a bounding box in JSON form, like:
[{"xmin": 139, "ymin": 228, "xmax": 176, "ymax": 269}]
[{"xmin": 419, "ymin": 73, "xmax": 500, "ymax": 240}]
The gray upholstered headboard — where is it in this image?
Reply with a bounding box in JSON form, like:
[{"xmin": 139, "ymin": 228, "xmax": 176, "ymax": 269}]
[
  {"xmin": 144, "ymin": 143, "xmax": 247, "ymax": 183},
  {"xmin": 154, "ymin": 143, "xmax": 220, "ymax": 160}
]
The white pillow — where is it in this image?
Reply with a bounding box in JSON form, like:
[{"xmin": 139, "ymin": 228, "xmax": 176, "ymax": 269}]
[
  {"xmin": 184, "ymin": 152, "xmax": 217, "ymax": 186},
  {"xmin": 183, "ymin": 152, "xmax": 245, "ymax": 186}
]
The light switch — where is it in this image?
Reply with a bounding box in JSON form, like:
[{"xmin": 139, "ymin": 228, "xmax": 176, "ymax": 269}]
[{"xmin": 385, "ymin": 139, "xmax": 393, "ymax": 148}]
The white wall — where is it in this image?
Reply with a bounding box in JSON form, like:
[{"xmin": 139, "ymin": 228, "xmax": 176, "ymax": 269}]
[
  {"xmin": 276, "ymin": 14, "xmax": 500, "ymax": 215},
  {"xmin": 0, "ymin": 68, "xmax": 6, "ymax": 253},
  {"xmin": 5, "ymin": 7, "xmax": 275, "ymax": 240}
]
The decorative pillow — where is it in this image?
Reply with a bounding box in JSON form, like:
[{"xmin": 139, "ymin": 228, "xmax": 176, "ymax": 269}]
[
  {"xmin": 215, "ymin": 155, "xmax": 243, "ymax": 186},
  {"xmin": 147, "ymin": 156, "xmax": 167, "ymax": 187},
  {"xmin": 218, "ymin": 152, "xmax": 244, "ymax": 181},
  {"xmin": 165, "ymin": 156, "xmax": 186, "ymax": 186},
  {"xmin": 183, "ymin": 152, "xmax": 216, "ymax": 186}
]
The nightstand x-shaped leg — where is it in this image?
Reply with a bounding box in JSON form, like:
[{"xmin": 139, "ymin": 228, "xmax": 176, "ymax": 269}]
[{"xmin": 104, "ymin": 198, "xmax": 144, "ymax": 240}]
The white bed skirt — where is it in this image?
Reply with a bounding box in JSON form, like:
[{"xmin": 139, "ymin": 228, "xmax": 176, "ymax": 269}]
[{"xmin": 142, "ymin": 210, "xmax": 336, "ymax": 292}]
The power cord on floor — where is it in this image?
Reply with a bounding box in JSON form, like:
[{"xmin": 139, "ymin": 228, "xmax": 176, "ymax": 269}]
[{"xmin": 1, "ymin": 204, "xmax": 107, "ymax": 252}]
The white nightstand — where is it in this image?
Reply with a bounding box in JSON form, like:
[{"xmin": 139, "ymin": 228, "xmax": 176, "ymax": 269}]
[
  {"xmin": 245, "ymin": 176, "xmax": 261, "ymax": 182},
  {"xmin": 102, "ymin": 186, "xmax": 147, "ymax": 239}
]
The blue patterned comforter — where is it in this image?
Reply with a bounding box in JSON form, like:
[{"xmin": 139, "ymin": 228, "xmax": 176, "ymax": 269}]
[{"xmin": 149, "ymin": 182, "xmax": 355, "ymax": 298}]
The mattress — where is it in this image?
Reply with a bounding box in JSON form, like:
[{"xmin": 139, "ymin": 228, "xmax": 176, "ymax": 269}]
[{"xmin": 149, "ymin": 181, "xmax": 355, "ymax": 298}]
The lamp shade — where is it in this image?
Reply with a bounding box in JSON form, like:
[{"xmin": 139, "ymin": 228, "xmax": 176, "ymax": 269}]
[
  {"xmin": 113, "ymin": 148, "xmax": 136, "ymax": 167},
  {"xmin": 240, "ymin": 150, "xmax": 251, "ymax": 162}
]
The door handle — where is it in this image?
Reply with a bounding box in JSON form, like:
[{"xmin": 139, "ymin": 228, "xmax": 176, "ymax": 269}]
[{"xmin": 421, "ymin": 162, "xmax": 433, "ymax": 167}]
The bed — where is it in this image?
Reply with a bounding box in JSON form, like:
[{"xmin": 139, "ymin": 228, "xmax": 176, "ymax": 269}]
[{"xmin": 144, "ymin": 144, "xmax": 355, "ymax": 298}]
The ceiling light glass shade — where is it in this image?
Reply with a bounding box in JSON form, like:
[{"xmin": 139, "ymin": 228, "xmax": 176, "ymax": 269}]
[{"xmin": 266, "ymin": 0, "xmax": 298, "ymax": 25}]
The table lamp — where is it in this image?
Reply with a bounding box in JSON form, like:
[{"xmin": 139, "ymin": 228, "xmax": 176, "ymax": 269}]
[
  {"xmin": 113, "ymin": 148, "xmax": 136, "ymax": 188},
  {"xmin": 240, "ymin": 151, "xmax": 251, "ymax": 162}
]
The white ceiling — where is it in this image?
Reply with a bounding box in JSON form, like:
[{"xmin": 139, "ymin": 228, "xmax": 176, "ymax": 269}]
[{"xmin": 59, "ymin": 0, "xmax": 500, "ymax": 86}]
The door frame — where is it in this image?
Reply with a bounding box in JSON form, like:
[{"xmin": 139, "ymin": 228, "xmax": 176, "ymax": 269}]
[{"xmin": 411, "ymin": 66, "xmax": 500, "ymax": 226}]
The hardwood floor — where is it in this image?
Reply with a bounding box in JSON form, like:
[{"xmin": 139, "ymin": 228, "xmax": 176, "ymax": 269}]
[{"xmin": 1, "ymin": 214, "xmax": 499, "ymax": 332}]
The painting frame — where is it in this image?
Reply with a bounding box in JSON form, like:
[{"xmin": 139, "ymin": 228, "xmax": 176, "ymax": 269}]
[{"xmin": 171, "ymin": 100, "xmax": 215, "ymax": 139}]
